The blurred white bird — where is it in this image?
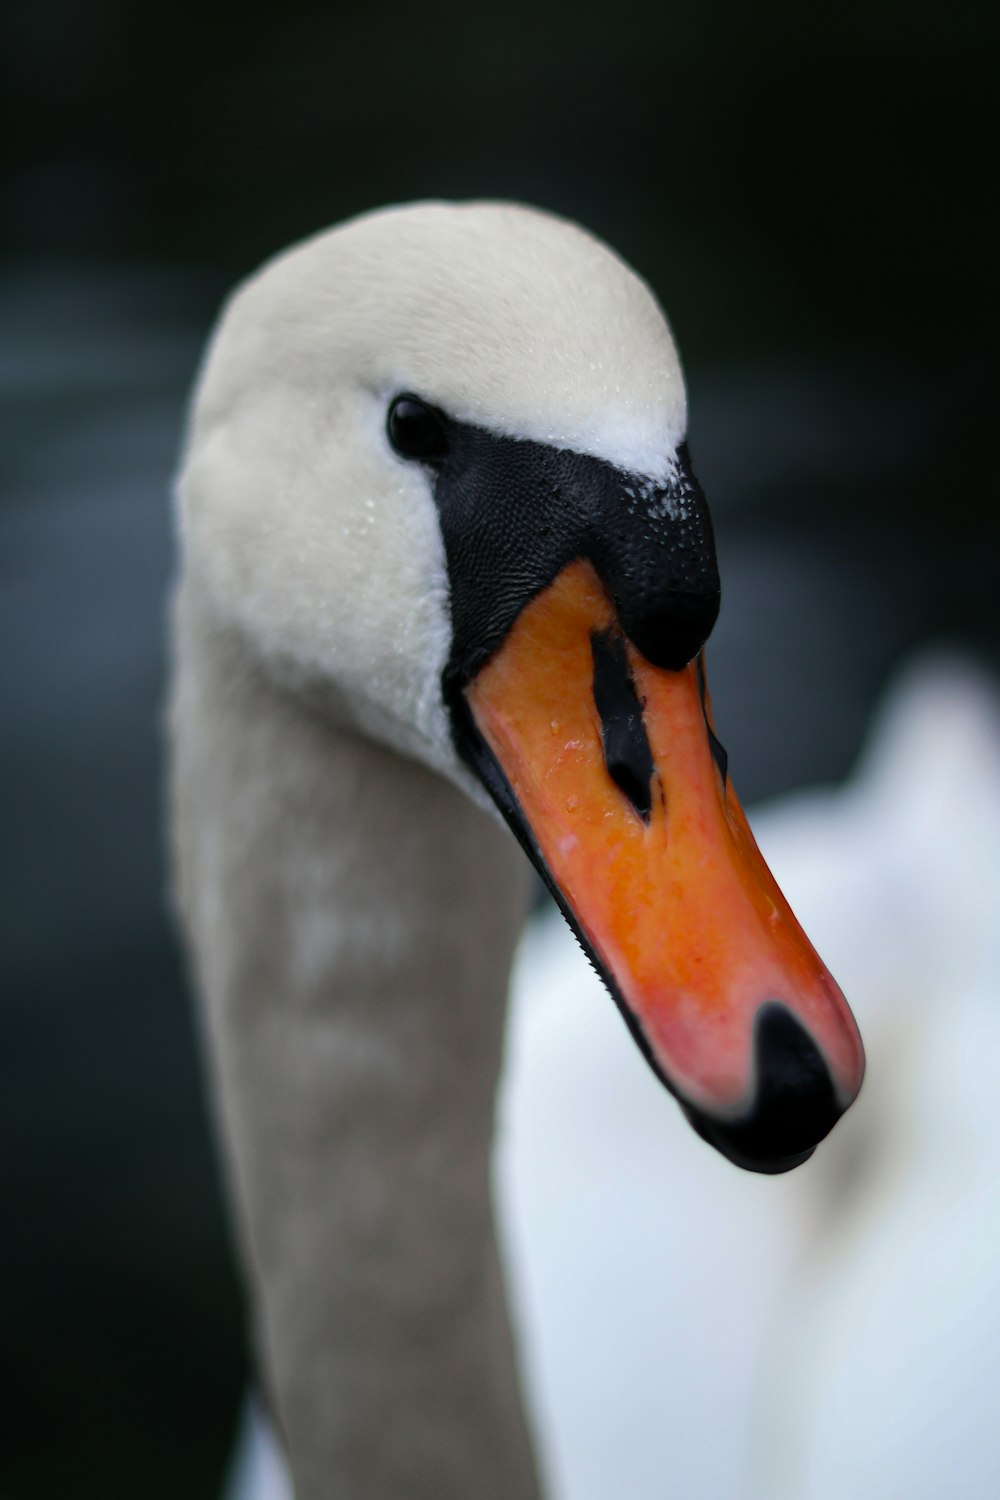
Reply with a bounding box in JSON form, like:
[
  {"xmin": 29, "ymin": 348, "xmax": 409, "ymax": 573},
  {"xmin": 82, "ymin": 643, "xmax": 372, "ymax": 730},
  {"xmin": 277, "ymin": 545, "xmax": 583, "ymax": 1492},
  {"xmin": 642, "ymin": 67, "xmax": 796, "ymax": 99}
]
[{"xmin": 748, "ymin": 653, "xmax": 1000, "ymax": 1500}]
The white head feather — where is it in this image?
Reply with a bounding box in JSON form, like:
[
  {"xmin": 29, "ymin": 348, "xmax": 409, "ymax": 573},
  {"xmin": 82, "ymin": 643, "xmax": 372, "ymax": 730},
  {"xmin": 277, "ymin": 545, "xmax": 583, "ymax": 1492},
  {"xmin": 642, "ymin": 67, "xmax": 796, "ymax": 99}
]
[{"xmin": 175, "ymin": 200, "xmax": 687, "ymax": 789}]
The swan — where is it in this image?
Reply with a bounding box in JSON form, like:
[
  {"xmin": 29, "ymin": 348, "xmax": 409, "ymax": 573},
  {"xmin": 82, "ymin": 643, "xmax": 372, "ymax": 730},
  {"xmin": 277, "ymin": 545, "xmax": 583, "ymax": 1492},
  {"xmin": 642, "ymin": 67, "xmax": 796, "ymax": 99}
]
[{"xmin": 169, "ymin": 201, "xmax": 865, "ymax": 1500}]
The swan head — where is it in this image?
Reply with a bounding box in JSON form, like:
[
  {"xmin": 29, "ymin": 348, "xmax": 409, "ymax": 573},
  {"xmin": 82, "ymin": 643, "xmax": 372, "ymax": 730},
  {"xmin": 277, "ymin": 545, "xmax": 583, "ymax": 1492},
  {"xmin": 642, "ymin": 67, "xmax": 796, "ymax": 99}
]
[{"xmin": 177, "ymin": 200, "xmax": 864, "ymax": 1173}]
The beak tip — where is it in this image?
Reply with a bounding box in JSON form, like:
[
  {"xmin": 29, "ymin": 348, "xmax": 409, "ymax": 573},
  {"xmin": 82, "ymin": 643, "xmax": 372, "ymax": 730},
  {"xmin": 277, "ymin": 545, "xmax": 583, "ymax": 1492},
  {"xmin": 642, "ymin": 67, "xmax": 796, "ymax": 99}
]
[{"xmin": 677, "ymin": 1002, "xmax": 854, "ymax": 1175}]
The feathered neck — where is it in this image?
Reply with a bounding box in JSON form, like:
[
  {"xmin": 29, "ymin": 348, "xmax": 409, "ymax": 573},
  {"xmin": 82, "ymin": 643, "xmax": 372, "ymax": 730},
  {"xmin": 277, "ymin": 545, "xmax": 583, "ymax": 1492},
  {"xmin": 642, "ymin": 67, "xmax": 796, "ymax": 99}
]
[{"xmin": 170, "ymin": 576, "xmax": 540, "ymax": 1500}]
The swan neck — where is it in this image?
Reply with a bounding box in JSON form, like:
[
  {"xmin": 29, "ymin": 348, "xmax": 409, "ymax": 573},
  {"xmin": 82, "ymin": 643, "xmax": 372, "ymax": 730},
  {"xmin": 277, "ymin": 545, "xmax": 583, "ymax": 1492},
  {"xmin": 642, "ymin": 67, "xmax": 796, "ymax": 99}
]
[{"xmin": 170, "ymin": 580, "xmax": 539, "ymax": 1500}]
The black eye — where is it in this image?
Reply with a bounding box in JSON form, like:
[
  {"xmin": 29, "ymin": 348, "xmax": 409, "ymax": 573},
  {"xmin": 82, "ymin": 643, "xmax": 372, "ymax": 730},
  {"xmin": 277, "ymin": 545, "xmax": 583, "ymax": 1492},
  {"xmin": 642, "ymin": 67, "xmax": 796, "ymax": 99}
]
[{"xmin": 387, "ymin": 394, "xmax": 449, "ymax": 463}]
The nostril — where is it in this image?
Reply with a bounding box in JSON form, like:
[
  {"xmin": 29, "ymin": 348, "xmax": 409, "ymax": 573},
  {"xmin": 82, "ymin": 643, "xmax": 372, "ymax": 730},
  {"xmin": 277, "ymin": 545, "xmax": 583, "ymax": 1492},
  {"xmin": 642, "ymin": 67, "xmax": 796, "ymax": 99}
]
[
  {"xmin": 591, "ymin": 628, "xmax": 655, "ymax": 820},
  {"xmin": 679, "ymin": 1004, "xmax": 843, "ymax": 1175}
]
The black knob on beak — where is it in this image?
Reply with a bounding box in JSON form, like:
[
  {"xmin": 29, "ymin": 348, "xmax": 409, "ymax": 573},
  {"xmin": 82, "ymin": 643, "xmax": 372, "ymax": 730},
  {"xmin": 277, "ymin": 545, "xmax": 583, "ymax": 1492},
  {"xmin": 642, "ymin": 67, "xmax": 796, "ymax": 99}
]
[{"xmin": 592, "ymin": 444, "xmax": 721, "ymax": 671}]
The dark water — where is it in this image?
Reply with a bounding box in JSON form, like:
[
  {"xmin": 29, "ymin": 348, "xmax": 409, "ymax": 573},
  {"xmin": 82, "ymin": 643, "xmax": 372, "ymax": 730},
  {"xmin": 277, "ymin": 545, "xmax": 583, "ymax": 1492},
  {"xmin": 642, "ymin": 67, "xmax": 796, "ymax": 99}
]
[{"xmin": 2, "ymin": 251, "xmax": 994, "ymax": 1497}]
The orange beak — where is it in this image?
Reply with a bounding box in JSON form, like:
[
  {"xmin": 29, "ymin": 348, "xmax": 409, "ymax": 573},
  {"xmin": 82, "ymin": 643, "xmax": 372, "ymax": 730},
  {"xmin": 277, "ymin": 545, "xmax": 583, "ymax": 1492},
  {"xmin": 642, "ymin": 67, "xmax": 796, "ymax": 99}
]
[{"xmin": 459, "ymin": 560, "xmax": 864, "ymax": 1172}]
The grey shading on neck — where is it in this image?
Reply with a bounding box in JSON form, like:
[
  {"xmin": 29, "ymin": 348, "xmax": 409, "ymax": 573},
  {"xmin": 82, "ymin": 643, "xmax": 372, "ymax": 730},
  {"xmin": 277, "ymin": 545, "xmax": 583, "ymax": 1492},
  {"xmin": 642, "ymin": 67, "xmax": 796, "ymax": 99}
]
[{"xmin": 169, "ymin": 580, "xmax": 541, "ymax": 1500}]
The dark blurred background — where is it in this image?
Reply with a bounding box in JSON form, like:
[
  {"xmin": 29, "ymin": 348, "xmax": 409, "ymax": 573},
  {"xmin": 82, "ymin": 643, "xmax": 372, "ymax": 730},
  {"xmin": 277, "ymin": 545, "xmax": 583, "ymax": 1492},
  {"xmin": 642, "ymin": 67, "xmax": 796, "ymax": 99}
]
[{"xmin": 1, "ymin": 2, "xmax": 995, "ymax": 1495}]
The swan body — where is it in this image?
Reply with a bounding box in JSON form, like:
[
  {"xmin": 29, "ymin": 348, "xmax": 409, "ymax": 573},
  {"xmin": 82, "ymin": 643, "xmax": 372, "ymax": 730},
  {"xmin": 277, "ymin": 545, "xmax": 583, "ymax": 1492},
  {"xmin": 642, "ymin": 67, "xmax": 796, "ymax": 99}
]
[{"xmin": 171, "ymin": 202, "xmax": 864, "ymax": 1500}]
